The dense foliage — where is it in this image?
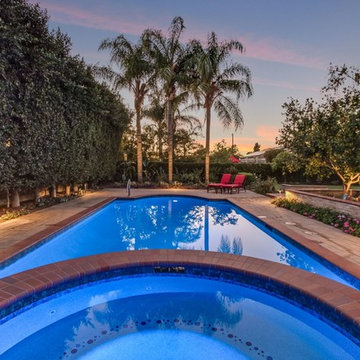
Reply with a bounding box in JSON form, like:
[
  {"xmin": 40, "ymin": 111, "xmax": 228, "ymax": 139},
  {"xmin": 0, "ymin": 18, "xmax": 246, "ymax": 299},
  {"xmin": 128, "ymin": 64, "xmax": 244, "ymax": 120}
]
[
  {"xmin": 277, "ymin": 65, "xmax": 360, "ymax": 194},
  {"xmin": 273, "ymin": 197, "xmax": 360, "ymax": 237},
  {"xmin": 271, "ymin": 151, "xmax": 301, "ymax": 182},
  {"xmin": 0, "ymin": 0, "xmax": 130, "ymax": 206},
  {"xmin": 116, "ymin": 161, "xmax": 335, "ymax": 187}
]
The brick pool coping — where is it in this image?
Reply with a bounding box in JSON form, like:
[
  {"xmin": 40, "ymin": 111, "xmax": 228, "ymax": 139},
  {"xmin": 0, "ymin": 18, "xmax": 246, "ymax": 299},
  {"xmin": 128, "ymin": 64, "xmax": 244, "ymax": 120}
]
[{"xmin": 1, "ymin": 250, "xmax": 360, "ymax": 340}]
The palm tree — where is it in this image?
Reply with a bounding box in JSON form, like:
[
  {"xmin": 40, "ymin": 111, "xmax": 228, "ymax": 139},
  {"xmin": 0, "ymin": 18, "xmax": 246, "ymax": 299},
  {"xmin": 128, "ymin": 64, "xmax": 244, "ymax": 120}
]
[
  {"xmin": 191, "ymin": 32, "xmax": 253, "ymax": 184},
  {"xmin": 143, "ymin": 17, "xmax": 192, "ymax": 183},
  {"xmin": 98, "ymin": 35, "xmax": 153, "ymax": 183},
  {"xmin": 144, "ymin": 89, "xmax": 201, "ymax": 161},
  {"xmin": 143, "ymin": 96, "xmax": 166, "ymax": 160}
]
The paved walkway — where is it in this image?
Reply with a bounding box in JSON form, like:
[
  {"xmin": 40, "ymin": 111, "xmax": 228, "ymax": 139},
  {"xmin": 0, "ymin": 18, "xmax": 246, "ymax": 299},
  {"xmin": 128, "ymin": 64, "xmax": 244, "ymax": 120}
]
[{"xmin": 1, "ymin": 188, "xmax": 360, "ymax": 266}]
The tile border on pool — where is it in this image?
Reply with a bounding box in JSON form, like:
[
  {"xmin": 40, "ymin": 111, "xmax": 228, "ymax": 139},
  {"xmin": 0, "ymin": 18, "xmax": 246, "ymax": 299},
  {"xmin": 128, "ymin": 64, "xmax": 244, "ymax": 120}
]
[{"xmin": 1, "ymin": 250, "xmax": 360, "ymax": 344}]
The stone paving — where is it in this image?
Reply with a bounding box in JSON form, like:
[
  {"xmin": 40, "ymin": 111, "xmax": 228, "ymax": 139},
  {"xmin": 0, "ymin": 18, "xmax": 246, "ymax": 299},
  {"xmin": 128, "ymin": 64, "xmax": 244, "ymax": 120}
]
[{"xmin": 0, "ymin": 187, "xmax": 360, "ymax": 266}]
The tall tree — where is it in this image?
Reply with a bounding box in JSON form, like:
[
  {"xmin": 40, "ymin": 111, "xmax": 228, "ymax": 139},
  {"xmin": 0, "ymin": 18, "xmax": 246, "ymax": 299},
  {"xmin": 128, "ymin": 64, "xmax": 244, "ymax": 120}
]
[
  {"xmin": 190, "ymin": 32, "xmax": 252, "ymax": 184},
  {"xmin": 99, "ymin": 35, "xmax": 153, "ymax": 183},
  {"xmin": 278, "ymin": 65, "xmax": 360, "ymax": 194},
  {"xmin": 143, "ymin": 17, "xmax": 192, "ymax": 183},
  {"xmin": 253, "ymin": 142, "xmax": 261, "ymax": 152}
]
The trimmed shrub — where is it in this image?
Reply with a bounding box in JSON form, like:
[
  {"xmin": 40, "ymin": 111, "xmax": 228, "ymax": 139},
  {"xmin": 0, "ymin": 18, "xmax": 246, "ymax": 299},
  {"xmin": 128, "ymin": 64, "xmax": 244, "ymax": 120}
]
[{"xmin": 251, "ymin": 177, "xmax": 279, "ymax": 194}]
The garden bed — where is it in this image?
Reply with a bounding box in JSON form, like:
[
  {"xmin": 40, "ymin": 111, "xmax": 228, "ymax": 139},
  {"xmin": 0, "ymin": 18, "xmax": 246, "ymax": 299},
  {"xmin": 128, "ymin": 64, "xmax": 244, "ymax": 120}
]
[{"xmin": 273, "ymin": 197, "xmax": 360, "ymax": 237}]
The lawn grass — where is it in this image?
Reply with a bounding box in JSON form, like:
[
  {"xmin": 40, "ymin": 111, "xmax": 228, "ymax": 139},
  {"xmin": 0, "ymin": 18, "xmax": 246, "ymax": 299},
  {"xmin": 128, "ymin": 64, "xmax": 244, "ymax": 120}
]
[{"xmin": 326, "ymin": 185, "xmax": 360, "ymax": 190}]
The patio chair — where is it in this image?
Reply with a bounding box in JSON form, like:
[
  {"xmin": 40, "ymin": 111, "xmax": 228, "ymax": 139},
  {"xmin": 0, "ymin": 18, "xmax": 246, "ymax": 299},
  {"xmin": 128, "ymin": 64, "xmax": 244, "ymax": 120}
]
[
  {"xmin": 222, "ymin": 174, "xmax": 246, "ymax": 194},
  {"xmin": 207, "ymin": 173, "xmax": 232, "ymax": 193}
]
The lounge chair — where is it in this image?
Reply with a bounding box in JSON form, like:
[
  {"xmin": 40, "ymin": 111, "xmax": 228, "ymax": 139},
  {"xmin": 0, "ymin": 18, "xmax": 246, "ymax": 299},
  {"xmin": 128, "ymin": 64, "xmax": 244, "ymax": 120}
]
[
  {"xmin": 207, "ymin": 174, "xmax": 232, "ymax": 193},
  {"xmin": 222, "ymin": 174, "xmax": 246, "ymax": 193}
]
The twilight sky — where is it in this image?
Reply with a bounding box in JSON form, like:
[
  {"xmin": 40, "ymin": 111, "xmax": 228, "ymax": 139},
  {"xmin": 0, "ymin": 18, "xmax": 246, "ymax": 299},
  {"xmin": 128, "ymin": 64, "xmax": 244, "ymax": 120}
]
[{"xmin": 29, "ymin": 0, "xmax": 360, "ymax": 153}]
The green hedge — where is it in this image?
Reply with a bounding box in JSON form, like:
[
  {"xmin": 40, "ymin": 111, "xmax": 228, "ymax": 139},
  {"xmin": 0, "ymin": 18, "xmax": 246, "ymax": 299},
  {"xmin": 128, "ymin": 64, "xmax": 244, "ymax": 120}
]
[
  {"xmin": 115, "ymin": 161, "xmax": 341, "ymax": 185},
  {"xmin": 0, "ymin": 0, "xmax": 130, "ymax": 198}
]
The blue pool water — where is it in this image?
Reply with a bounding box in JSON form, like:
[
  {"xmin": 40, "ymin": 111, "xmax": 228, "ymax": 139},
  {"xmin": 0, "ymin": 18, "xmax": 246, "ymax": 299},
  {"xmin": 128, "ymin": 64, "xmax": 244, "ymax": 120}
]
[
  {"xmin": 0, "ymin": 196, "xmax": 355, "ymax": 288},
  {"xmin": 1, "ymin": 276, "xmax": 359, "ymax": 359}
]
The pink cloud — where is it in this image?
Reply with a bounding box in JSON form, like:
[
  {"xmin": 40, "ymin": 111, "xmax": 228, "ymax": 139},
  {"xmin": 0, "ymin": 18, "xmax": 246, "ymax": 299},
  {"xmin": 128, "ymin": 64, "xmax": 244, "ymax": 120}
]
[
  {"xmin": 255, "ymin": 125, "xmax": 279, "ymax": 143},
  {"xmin": 197, "ymin": 133, "xmax": 277, "ymax": 154},
  {"xmin": 31, "ymin": 1, "xmax": 326, "ymax": 70},
  {"xmin": 253, "ymin": 77, "xmax": 319, "ymax": 92},
  {"xmin": 237, "ymin": 35, "xmax": 325, "ymax": 70},
  {"xmin": 30, "ymin": 1, "xmax": 159, "ymax": 35}
]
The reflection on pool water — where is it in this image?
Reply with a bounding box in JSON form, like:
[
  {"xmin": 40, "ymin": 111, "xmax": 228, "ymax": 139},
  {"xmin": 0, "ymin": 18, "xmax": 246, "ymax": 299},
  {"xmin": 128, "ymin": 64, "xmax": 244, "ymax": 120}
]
[
  {"xmin": 1, "ymin": 276, "xmax": 359, "ymax": 360},
  {"xmin": 0, "ymin": 196, "xmax": 354, "ymax": 288}
]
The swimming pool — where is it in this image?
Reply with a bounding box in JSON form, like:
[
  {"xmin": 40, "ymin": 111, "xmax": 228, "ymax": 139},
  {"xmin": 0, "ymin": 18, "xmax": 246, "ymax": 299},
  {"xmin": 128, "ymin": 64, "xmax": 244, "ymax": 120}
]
[
  {"xmin": 1, "ymin": 274, "xmax": 359, "ymax": 360},
  {"xmin": 0, "ymin": 196, "xmax": 357, "ymax": 288}
]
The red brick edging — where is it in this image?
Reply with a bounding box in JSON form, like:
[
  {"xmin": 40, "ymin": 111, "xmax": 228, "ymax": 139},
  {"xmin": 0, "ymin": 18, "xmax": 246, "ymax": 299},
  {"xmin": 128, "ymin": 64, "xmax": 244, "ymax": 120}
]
[{"xmin": 1, "ymin": 250, "xmax": 360, "ymax": 340}]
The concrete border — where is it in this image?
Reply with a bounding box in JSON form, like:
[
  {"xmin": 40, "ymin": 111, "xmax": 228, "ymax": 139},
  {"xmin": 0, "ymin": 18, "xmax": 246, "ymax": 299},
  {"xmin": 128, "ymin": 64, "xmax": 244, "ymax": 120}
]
[{"xmin": 285, "ymin": 189, "xmax": 360, "ymax": 217}]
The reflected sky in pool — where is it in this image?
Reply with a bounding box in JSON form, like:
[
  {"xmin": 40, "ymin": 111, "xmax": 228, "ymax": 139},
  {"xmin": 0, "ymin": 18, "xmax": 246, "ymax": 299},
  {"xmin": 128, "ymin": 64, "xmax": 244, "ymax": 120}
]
[{"xmin": 0, "ymin": 196, "xmax": 354, "ymax": 287}]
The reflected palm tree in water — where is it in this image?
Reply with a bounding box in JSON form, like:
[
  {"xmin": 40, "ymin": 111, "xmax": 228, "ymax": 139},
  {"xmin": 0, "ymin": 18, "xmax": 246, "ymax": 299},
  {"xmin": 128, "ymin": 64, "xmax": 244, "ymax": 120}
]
[
  {"xmin": 114, "ymin": 199, "xmax": 241, "ymax": 251},
  {"xmin": 217, "ymin": 235, "xmax": 243, "ymax": 255},
  {"xmin": 114, "ymin": 199, "xmax": 204, "ymax": 250},
  {"xmin": 277, "ymin": 249, "xmax": 315, "ymax": 272},
  {"xmin": 209, "ymin": 205, "xmax": 239, "ymax": 226}
]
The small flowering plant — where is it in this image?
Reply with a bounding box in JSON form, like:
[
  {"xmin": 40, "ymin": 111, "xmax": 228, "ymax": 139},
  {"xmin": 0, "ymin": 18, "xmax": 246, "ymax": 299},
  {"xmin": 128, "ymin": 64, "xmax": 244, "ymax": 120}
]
[{"xmin": 273, "ymin": 198, "xmax": 360, "ymax": 237}]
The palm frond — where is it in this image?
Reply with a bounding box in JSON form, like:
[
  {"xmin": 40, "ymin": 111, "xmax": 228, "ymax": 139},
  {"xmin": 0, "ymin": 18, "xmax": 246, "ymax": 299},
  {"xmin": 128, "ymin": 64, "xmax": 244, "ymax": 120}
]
[
  {"xmin": 214, "ymin": 96, "xmax": 244, "ymax": 130},
  {"xmin": 219, "ymin": 79, "xmax": 253, "ymax": 100}
]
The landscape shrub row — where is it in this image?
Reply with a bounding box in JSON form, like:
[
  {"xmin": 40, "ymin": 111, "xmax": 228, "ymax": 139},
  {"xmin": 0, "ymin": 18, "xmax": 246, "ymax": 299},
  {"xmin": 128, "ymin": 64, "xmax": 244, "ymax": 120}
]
[
  {"xmin": 116, "ymin": 161, "xmax": 341, "ymax": 185},
  {"xmin": 273, "ymin": 198, "xmax": 360, "ymax": 237}
]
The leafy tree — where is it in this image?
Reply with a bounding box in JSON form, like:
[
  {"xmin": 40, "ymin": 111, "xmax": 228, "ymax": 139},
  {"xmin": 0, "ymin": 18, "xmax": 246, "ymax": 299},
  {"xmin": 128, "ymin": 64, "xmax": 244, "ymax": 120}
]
[
  {"xmin": 143, "ymin": 17, "xmax": 193, "ymax": 183},
  {"xmin": 278, "ymin": 65, "xmax": 360, "ymax": 194},
  {"xmin": 263, "ymin": 148, "xmax": 284, "ymax": 163},
  {"xmin": 190, "ymin": 32, "xmax": 252, "ymax": 184},
  {"xmin": 270, "ymin": 151, "xmax": 301, "ymax": 182},
  {"xmin": 185, "ymin": 143, "xmax": 206, "ymax": 162},
  {"xmin": 210, "ymin": 140, "xmax": 242, "ymax": 163},
  {"xmin": 98, "ymin": 34, "xmax": 153, "ymax": 183},
  {"xmin": 253, "ymin": 142, "xmax": 261, "ymax": 152}
]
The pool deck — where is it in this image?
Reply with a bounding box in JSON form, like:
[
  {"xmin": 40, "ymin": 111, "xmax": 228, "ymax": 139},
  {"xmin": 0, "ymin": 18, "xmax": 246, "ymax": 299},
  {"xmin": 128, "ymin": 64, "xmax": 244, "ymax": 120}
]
[{"xmin": 1, "ymin": 187, "xmax": 360, "ymax": 268}]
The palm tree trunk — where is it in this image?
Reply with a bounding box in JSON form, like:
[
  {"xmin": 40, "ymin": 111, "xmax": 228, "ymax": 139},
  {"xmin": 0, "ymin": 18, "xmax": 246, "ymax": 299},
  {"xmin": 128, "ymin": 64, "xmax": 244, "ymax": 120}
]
[
  {"xmin": 158, "ymin": 130, "xmax": 163, "ymax": 160},
  {"xmin": 167, "ymin": 99, "xmax": 174, "ymax": 183},
  {"xmin": 136, "ymin": 105, "xmax": 143, "ymax": 183},
  {"xmin": 205, "ymin": 106, "xmax": 211, "ymax": 185}
]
